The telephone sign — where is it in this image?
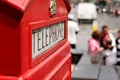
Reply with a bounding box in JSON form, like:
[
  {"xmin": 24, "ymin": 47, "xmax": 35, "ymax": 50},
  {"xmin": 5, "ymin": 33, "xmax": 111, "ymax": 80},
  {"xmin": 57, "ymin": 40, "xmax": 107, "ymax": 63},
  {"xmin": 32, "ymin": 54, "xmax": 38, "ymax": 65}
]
[{"xmin": 32, "ymin": 22, "xmax": 65, "ymax": 58}]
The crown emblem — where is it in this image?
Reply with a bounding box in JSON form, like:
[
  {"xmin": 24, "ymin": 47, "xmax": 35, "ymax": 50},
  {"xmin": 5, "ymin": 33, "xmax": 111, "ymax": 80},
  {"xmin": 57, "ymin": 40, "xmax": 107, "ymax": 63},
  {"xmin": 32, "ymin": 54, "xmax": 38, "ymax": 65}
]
[{"xmin": 50, "ymin": 0, "xmax": 56, "ymax": 17}]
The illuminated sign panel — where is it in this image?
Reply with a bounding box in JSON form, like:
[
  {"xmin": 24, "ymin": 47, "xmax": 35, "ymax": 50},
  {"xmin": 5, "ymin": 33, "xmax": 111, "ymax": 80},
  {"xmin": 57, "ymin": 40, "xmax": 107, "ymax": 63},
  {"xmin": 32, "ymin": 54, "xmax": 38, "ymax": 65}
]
[{"xmin": 32, "ymin": 22, "xmax": 65, "ymax": 59}]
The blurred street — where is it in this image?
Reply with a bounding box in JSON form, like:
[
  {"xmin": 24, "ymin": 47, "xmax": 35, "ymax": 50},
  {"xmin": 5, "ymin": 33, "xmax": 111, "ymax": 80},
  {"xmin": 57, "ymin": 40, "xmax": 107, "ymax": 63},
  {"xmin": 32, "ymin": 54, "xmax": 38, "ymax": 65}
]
[
  {"xmin": 71, "ymin": 8, "xmax": 120, "ymax": 54},
  {"xmin": 71, "ymin": 7, "xmax": 120, "ymax": 80}
]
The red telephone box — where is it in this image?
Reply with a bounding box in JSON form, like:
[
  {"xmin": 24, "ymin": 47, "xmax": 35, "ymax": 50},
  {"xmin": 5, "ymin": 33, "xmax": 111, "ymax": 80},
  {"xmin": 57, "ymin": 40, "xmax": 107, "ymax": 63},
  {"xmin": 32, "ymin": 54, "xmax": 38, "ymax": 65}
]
[{"xmin": 0, "ymin": 0, "xmax": 71, "ymax": 80}]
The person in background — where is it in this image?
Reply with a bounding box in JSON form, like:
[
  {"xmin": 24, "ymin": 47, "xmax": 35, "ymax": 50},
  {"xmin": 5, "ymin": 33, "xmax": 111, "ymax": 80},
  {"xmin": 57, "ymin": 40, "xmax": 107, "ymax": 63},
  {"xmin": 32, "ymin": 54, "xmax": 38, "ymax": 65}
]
[
  {"xmin": 116, "ymin": 30, "xmax": 120, "ymax": 62},
  {"xmin": 68, "ymin": 14, "xmax": 79, "ymax": 49},
  {"xmin": 100, "ymin": 25, "xmax": 116, "ymax": 64},
  {"xmin": 103, "ymin": 39, "xmax": 117, "ymax": 66},
  {"xmin": 100, "ymin": 25, "xmax": 116, "ymax": 50},
  {"xmin": 115, "ymin": 9, "xmax": 119, "ymax": 17},
  {"xmin": 88, "ymin": 30, "xmax": 104, "ymax": 64}
]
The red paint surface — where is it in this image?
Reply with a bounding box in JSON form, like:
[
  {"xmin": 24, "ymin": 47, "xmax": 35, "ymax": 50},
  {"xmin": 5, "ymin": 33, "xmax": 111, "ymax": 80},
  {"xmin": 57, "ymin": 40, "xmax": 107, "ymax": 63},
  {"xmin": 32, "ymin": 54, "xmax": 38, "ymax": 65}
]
[{"xmin": 0, "ymin": 0, "xmax": 71, "ymax": 79}]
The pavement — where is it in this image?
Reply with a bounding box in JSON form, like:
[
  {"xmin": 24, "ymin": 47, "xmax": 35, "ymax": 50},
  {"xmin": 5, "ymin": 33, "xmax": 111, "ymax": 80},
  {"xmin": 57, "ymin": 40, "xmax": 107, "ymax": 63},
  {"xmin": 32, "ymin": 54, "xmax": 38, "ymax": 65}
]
[{"xmin": 115, "ymin": 66, "xmax": 120, "ymax": 78}]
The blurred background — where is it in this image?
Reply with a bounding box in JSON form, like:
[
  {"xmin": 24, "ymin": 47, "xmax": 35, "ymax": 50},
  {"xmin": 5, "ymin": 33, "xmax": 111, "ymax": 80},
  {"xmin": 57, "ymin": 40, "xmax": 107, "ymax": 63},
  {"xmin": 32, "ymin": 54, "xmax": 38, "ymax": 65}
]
[{"xmin": 69, "ymin": 0, "xmax": 120, "ymax": 80}]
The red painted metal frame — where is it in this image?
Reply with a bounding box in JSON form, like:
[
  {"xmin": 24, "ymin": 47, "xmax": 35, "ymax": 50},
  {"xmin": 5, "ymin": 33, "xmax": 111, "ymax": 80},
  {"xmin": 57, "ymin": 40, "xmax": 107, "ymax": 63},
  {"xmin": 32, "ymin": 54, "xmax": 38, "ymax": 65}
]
[
  {"xmin": 0, "ymin": 42, "xmax": 71, "ymax": 80},
  {"xmin": 0, "ymin": 0, "xmax": 71, "ymax": 79},
  {"xmin": 29, "ymin": 16, "xmax": 68, "ymax": 67},
  {"xmin": 2, "ymin": 0, "xmax": 33, "ymax": 11}
]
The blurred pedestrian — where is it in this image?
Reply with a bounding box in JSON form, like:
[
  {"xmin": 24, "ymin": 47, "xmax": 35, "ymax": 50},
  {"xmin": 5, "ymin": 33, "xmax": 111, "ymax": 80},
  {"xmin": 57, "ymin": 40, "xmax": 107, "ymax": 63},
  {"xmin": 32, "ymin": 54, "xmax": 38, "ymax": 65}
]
[
  {"xmin": 116, "ymin": 29, "xmax": 120, "ymax": 61},
  {"xmin": 100, "ymin": 25, "xmax": 116, "ymax": 50},
  {"xmin": 103, "ymin": 39, "xmax": 117, "ymax": 66},
  {"xmin": 115, "ymin": 9, "xmax": 119, "ymax": 17},
  {"xmin": 68, "ymin": 14, "xmax": 79, "ymax": 49},
  {"xmin": 100, "ymin": 25, "xmax": 116, "ymax": 64},
  {"xmin": 88, "ymin": 30, "xmax": 104, "ymax": 64},
  {"xmin": 114, "ymin": 3, "xmax": 119, "ymax": 17},
  {"xmin": 92, "ymin": 20, "xmax": 98, "ymax": 32}
]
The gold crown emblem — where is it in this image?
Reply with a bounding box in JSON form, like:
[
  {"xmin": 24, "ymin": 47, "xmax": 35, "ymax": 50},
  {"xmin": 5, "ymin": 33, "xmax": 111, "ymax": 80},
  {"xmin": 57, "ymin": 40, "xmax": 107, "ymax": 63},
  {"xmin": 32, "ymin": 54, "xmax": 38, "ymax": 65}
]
[{"xmin": 50, "ymin": 0, "xmax": 56, "ymax": 17}]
